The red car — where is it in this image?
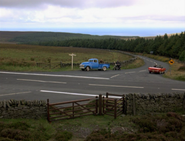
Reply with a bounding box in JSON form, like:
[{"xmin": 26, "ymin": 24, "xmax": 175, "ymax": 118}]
[{"xmin": 148, "ymin": 65, "xmax": 166, "ymax": 74}]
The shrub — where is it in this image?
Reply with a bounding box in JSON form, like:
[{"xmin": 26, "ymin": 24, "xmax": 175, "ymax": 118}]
[
  {"xmin": 85, "ymin": 129, "xmax": 111, "ymax": 141},
  {"xmin": 0, "ymin": 128, "xmax": 31, "ymax": 140},
  {"xmin": 178, "ymin": 65, "xmax": 185, "ymax": 71},
  {"xmin": 9, "ymin": 121, "xmax": 30, "ymax": 130},
  {"xmin": 55, "ymin": 131, "xmax": 73, "ymax": 141},
  {"xmin": 0, "ymin": 137, "xmax": 14, "ymax": 141},
  {"xmin": 131, "ymin": 115, "xmax": 157, "ymax": 133}
]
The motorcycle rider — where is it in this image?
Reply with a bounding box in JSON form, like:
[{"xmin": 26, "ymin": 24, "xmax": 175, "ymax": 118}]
[{"xmin": 113, "ymin": 60, "xmax": 121, "ymax": 70}]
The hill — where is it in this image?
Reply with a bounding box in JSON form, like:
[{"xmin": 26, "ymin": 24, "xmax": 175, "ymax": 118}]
[
  {"xmin": 1, "ymin": 31, "xmax": 184, "ymax": 62},
  {"xmin": 0, "ymin": 31, "xmax": 139, "ymax": 44}
]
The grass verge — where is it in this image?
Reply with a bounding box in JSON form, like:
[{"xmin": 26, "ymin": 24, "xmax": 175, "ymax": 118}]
[
  {"xmin": 137, "ymin": 53, "xmax": 185, "ymax": 81},
  {"xmin": 164, "ymin": 61, "xmax": 185, "ymax": 81},
  {"xmin": 122, "ymin": 58, "xmax": 145, "ymax": 69}
]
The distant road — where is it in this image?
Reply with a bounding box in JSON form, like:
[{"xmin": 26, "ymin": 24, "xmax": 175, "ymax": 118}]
[{"xmin": 0, "ymin": 55, "xmax": 185, "ymax": 103}]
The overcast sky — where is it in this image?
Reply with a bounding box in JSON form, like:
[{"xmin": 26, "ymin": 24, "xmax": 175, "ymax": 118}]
[{"xmin": 0, "ymin": 0, "xmax": 185, "ymax": 29}]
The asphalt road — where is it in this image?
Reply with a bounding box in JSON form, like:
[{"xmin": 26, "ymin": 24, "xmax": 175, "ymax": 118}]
[{"xmin": 0, "ymin": 55, "xmax": 185, "ymax": 103}]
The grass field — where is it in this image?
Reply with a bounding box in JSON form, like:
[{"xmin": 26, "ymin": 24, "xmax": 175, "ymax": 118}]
[
  {"xmin": 0, "ymin": 43, "xmax": 137, "ymax": 71},
  {"xmin": 0, "ymin": 112, "xmax": 184, "ymax": 141}
]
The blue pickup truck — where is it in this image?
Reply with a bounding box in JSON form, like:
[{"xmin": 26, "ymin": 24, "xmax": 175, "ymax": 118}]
[{"xmin": 79, "ymin": 58, "xmax": 110, "ymax": 71}]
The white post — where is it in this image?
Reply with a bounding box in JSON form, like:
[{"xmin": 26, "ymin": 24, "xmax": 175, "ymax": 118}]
[
  {"xmin": 71, "ymin": 55, "xmax": 74, "ymax": 70},
  {"xmin": 69, "ymin": 53, "xmax": 76, "ymax": 70}
]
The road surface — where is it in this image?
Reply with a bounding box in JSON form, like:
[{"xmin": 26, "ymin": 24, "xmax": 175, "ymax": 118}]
[{"xmin": 0, "ymin": 55, "xmax": 185, "ymax": 103}]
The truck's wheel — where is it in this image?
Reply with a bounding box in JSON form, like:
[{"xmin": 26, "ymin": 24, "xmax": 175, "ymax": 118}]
[
  {"xmin": 149, "ymin": 71, "xmax": 151, "ymax": 73},
  {"xmin": 102, "ymin": 66, "xmax": 107, "ymax": 71},
  {"xmin": 86, "ymin": 66, "xmax": 90, "ymax": 71}
]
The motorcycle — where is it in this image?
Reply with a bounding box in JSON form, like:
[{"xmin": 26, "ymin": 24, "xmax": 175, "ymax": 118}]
[{"xmin": 113, "ymin": 62, "xmax": 121, "ymax": 70}]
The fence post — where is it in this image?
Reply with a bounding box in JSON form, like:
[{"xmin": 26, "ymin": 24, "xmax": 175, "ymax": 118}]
[
  {"xmin": 133, "ymin": 94, "xmax": 136, "ymax": 116},
  {"xmin": 95, "ymin": 96, "xmax": 98, "ymax": 115},
  {"xmin": 106, "ymin": 92, "xmax": 108, "ymax": 98},
  {"xmin": 122, "ymin": 95, "xmax": 125, "ymax": 114},
  {"xmin": 72, "ymin": 102, "xmax": 74, "ymax": 118},
  {"xmin": 103, "ymin": 96, "xmax": 105, "ymax": 114},
  {"xmin": 106, "ymin": 92, "xmax": 108, "ymax": 112},
  {"xmin": 99, "ymin": 94, "xmax": 102, "ymax": 115},
  {"xmin": 114, "ymin": 99, "xmax": 117, "ymax": 119},
  {"xmin": 47, "ymin": 99, "xmax": 51, "ymax": 123}
]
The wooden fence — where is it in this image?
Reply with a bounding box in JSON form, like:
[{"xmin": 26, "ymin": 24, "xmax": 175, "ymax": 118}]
[
  {"xmin": 102, "ymin": 93, "xmax": 125, "ymax": 119},
  {"xmin": 47, "ymin": 93, "xmax": 125, "ymax": 122}
]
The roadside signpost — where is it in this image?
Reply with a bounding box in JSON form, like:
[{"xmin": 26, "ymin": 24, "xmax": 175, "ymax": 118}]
[
  {"xmin": 69, "ymin": 53, "xmax": 76, "ymax": 70},
  {"xmin": 169, "ymin": 59, "xmax": 174, "ymax": 75},
  {"xmin": 169, "ymin": 59, "xmax": 174, "ymax": 65}
]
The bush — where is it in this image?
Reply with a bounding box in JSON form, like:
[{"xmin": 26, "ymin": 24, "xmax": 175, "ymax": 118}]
[
  {"xmin": 0, "ymin": 121, "xmax": 51, "ymax": 141},
  {"xmin": 0, "ymin": 128, "xmax": 31, "ymax": 141},
  {"xmin": 85, "ymin": 129, "xmax": 111, "ymax": 141},
  {"xmin": 178, "ymin": 65, "xmax": 185, "ymax": 71},
  {"xmin": 10, "ymin": 121, "xmax": 30, "ymax": 130},
  {"xmin": 131, "ymin": 115, "xmax": 157, "ymax": 133},
  {"xmin": 55, "ymin": 131, "xmax": 73, "ymax": 141},
  {"xmin": 85, "ymin": 112, "xmax": 185, "ymax": 141}
]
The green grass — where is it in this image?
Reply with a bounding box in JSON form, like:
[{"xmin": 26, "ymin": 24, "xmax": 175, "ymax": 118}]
[
  {"xmin": 1, "ymin": 112, "xmax": 184, "ymax": 141},
  {"xmin": 109, "ymin": 58, "xmax": 145, "ymax": 70},
  {"xmin": 163, "ymin": 61, "xmax": 185, "ymax": 81},
  {"xmin": 140, "ymin": 53, "xmax": 170, "ymax": 62},
  {"xmin": 0, "ymin": 115, "xmax": 135, "ymax": 141},
  {"xmin": 137, "ymin": 53, "xmax": 185, "ymax": 81},
  {"xmin": 0, "ymin": 43, "xmax": 141, "ymax": 72},
  {"xmin": 0, "ymin": 44, "xmax": 132, "ymax": 63},
  {"xmin": 0, "ymin": 64, "xmax": 81, "ymax": 72},
  {"xmin": 122, "ymin": 58, "xmax": 145, "ymax": 69},
  {"xmin": 0, "ymin": 119, "xmax": 55, "ymax": 141}
]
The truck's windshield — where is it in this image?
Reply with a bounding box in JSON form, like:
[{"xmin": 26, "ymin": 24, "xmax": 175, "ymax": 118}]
[{"xmin": 88, "ymin": 59, "xmax": 98, "ymax": 63}]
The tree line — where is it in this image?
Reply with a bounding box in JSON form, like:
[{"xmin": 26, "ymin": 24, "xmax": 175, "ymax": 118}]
[{"xmin": 37, "ymin": 32, "xmax": 185, "ymax": 61}]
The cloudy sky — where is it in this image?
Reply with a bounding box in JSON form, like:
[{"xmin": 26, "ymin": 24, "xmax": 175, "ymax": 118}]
[{"xmin": 0, "ymin": 0, "xmax": 185, "ymax": 30}]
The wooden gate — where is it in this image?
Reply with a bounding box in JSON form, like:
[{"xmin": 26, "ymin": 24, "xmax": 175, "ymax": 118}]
[
  {"xmin": 47, "ymin": 98, "xmax": 98, "ymax": 122},
  {"xmin": 47, "ymin": 93, "xmax": 125, "ymax": 122},
  {"xmin": 102, "ymin": 93, "xmax": 125, "ymax": 119}
]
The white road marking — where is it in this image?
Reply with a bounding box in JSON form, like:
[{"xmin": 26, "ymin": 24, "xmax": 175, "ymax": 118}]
[
  {"xmin": 40, "ymin": 90, "xmax": 121, "ymax": 98},
  {"xmin": 139, "ymin": 70, "xmax": 147, "ymax": 72},
  {"xmin": 125, "ymin": 71, "xmax": 135, "ymax": 74},
  {"xmin": 17, "ymin": 79, "xmax": 66, "ymax": 84},
  {"xmin": 172, "ymin": 88, "xmax": 185, "ymax": 91},
  {"xmin": 89, "ymin": 84, "xmax": 144, "ymax": 89},
  {"xmin": 110, "ymin": 74, "xmax": 120, "ymax": 78},
  {"xmin": 0, "ymin": 91, "xmax": 31, "ymax": 97},
  {"xmin": 40, "ymin": 90, "xmax": 97, "ymax": 97},
  {"xmin": 0, "ymin": 71, "xmax": 109, "ymax": 80}
]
